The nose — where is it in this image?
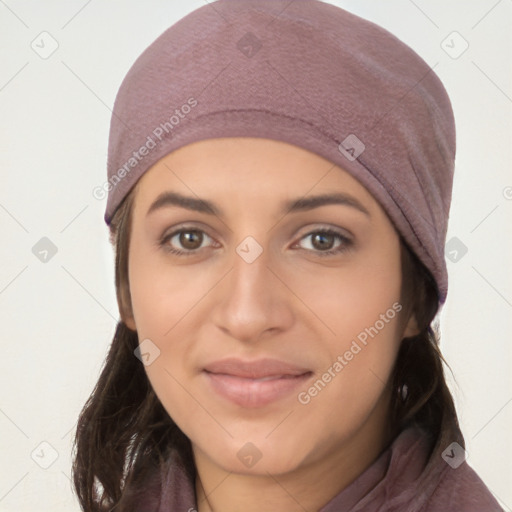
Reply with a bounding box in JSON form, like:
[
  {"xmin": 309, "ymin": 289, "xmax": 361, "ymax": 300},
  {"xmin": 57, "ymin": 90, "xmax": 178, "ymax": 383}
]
[{"xmin": 210, "ymin": 247, "xmax": 295, "ymax": 343}]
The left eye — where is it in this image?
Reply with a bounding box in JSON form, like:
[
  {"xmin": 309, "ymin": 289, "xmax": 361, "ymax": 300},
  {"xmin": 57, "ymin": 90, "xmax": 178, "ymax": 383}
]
[{"xmin": 296, "ymin": 230, "xmax": 351, "ymax": 254}]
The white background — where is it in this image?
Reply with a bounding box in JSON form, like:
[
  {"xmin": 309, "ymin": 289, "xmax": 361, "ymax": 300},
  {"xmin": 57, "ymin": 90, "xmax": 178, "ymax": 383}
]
[{"xmin": 0, "ymin": 0, "xmax": 511, "ymax": 510}]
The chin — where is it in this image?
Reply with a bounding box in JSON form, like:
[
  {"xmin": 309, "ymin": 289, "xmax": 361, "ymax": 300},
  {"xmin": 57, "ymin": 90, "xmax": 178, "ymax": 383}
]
[{"xmin": 192, "ymin": 427, "xmax": 313, "ymax": 477}]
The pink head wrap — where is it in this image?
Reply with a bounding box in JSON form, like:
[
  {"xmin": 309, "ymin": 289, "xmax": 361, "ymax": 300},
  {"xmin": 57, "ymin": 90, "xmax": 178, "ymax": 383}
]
[{"xmin": 104, "ymin": 0, "xmax": 456, "ymax": 303}]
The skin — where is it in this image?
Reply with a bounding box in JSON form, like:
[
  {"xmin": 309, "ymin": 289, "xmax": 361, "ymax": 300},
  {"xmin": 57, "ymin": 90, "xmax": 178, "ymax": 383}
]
[{"xmin": 122, "ymin": 137, "xmax": 419, "ymax": 512}]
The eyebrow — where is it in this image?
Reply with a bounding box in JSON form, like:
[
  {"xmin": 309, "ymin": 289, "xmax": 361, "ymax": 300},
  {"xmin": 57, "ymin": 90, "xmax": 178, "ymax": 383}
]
[
  {"xmin": 285, "ymin": 193, "xmax": 370, "ymax": 216},
  {"xmin": 146, "ymin": 191, "xmax": 370, "ymax": 218},
  {"xmin": 147, "ymin": 191, "xmax": 220, "ymax": 216}
]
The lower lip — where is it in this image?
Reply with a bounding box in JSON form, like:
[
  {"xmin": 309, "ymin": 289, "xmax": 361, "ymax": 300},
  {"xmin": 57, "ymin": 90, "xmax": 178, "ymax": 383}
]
[{"xmin": 203, "ymin": 371, "xmax": 312, "ymax": 408}]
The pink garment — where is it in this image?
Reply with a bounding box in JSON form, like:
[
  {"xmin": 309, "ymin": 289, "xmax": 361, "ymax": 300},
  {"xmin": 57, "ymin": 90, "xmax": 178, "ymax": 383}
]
[{"xmin": 131, "ymin": 427, "xmax": 503, "ymax": 511}]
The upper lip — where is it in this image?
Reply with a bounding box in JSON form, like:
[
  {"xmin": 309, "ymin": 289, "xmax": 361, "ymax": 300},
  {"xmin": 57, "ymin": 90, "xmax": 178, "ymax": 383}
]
[{"xmin": 203, "ymin": 357, "xmax": 311, "ymax": 379}]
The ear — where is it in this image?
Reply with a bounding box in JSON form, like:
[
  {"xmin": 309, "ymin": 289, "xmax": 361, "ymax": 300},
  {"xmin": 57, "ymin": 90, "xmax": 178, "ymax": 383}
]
[
  {"xmin": 122, "ymin": 310, "xmax": 137, "ymax": 332},
  {"xmin": 118, "ymin": 280, "xmax": 137, "ymax": 332},
  {"xmin": 403, "ymin": 312, "xmax": 421, "ymax": 339}
]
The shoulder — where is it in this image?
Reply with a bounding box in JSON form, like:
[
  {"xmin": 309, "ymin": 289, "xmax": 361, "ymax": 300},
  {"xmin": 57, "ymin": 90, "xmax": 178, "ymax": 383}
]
[
  {"xmin": 420, "ymin": 459, "xmax": 503, "ymax": 511},
  {"xmin": 380, "ymin": 427, "xmax": 504, "ymax": 512}
]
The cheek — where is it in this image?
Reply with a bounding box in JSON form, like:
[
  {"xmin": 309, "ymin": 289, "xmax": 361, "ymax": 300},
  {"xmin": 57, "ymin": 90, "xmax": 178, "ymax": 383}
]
[
  {"xmin": 293, "ymin": 298, "xmax": 404, "ymax": 465},
  {"xmin": 284, "ymin": 240, "xmax": 403, "ymax": 346},
  {"xmin": 289, "ymin": 241, "xmax": 404, "ymax": 428},
  {"xmin": 127, "ymin": 238, "xmax": 214, "ymax": 337},
  {"xmin": 127, "ymin": 243, "xmax": 220, "ymax": 430}
]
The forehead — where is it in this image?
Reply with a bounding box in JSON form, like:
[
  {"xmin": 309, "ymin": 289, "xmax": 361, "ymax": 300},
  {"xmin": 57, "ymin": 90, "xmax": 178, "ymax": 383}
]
[{"xmin": 133, "ymin": 137, "xmax": 378, "ymax": 210}]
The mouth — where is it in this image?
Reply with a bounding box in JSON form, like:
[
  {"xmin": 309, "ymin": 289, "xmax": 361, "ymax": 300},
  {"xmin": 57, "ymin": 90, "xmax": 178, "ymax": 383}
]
[{"xmin": 202, "ymin": 358, "xmax": 313, "ymax": 408}]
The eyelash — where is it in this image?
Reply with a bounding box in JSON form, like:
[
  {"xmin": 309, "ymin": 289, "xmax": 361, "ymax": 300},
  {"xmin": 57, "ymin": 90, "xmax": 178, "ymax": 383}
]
[
  {"xmin": 159, "ymin": 228, "xmax": 218, "ymax": 256},
  {"xmin": 158, "ymin": 226, "xmax": 353, "ymax": 258},
  {"xmin": 295, "ymin": 228, "xmax": 353, "ymax": 257}
]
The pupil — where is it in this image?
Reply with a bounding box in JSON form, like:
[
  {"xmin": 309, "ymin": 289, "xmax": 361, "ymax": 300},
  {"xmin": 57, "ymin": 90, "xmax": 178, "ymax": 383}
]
[
  {"xmin": 313, "ymin": 233, "xmax": 334, "ymax": 250},
  {"xmin": 180, "ymin": 231, "xmax": 202, "ymax": 249}
]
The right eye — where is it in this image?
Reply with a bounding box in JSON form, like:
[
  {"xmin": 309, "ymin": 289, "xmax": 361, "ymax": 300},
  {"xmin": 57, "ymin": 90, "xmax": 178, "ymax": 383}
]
[{"xmin": 160, "ymin": 228, "xmax": 218, "ymax": 256}]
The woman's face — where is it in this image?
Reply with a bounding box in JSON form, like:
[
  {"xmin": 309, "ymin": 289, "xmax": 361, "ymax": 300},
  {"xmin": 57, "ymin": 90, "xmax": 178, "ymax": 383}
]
[{"xmin": 125, "ymin": 137, "xmax": 417, "ymax": 477}]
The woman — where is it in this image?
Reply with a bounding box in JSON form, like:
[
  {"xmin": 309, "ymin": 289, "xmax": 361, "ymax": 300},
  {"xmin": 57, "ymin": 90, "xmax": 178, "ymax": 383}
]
[{"xmin": 72, "ymin": 1, "xmax": 503, "ymax": 510}]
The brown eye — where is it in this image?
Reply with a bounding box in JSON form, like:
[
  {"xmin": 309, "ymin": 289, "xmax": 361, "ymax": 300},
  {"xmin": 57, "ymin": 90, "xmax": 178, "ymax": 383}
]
[
  {"xmin": 311, "ymin": 232, "xmax": 336, "ymax": 251},
  {"xmin": 160, "ymin": 228, "xmax": 215, "ymax": 255},
  {"xmin": 179, "ymin": 230, "xmax": 203, "ymax": 250},
  {"xmin": 296, "ymin": 229, "xmax": 352, "ymax": 256}
]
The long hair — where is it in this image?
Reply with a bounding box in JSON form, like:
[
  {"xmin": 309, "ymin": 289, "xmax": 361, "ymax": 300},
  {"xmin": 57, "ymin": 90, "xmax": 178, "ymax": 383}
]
[{"xmin": 72, "ymin": 188, "xmax": 463, "ymax": 511}]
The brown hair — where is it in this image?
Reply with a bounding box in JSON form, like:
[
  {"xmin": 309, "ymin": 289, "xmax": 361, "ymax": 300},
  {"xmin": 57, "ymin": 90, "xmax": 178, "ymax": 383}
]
[{"xmin": 72, "ymin": 187, "xmax": 463, "ymax": 511}]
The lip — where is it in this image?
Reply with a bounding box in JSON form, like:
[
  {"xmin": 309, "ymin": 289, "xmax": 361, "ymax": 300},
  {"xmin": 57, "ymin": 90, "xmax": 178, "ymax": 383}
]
[{"xmin": 203, "ymin": 357, "xmax": 313, "ymax": 408}]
